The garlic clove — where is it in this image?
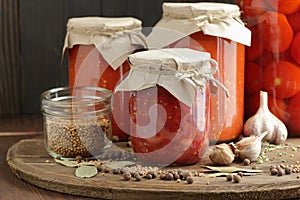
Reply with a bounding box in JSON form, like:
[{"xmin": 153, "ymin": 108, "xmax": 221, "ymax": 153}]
[
  {"xmin": 232, "ymin": 131, "xmax": 269, "ymax": 161},
  {"xmin": 209, "ymin": 143, "xmax": 235, "ymax": 165},
  {"xmin": 243, "ymin": 91, "xmax": 288, "ymax": 145}
]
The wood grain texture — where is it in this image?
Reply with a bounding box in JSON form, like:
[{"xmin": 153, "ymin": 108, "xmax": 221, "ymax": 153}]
[
  {"xmin": 1, "ymin": 135, "xmax": 96, "ymax": 200},
  {"xmin": 0, "ymin": 0, "xmax": 21, "ymax": 114},
  {"xmin": 7, "ymin": 138, "xmax": 300, "ymax": 200}
]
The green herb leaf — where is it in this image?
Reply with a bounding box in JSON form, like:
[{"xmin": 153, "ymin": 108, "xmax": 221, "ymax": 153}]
[{"xmin": 75, "ymin": 165, "xmax": 98, "ymax": 178}]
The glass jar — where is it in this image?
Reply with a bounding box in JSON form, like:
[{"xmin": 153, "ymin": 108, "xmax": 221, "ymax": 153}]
[
  {"xmin": 41, "ymin": 86, "xmax": 112, "ymax": 160},
  {"xmin": 63, "ymin": 17, "xmax": 147, "ymax": 141},
  {"xmin": 116, "ymin": 48, "xmax": 227, "ymax": 166},
  {"xmin": 147, "ymin": 2, "xmax": 251, "ymax": 142},
  {"xmin": 236, "ymin": 0, "xmax": 300, "ymax": 136}
]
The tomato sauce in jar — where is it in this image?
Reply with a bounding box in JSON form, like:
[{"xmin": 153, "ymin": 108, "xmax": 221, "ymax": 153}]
[
  {"xmin": 116, "ymin": 48, "xmax": 226, "ymax": 166},
  {"xmin": 147, "ymin": 2, "xmax": 251, "ymax": 142},
  {"xmin": 236, "ymin": 0, "xmax": 300, "ymax": 136},
  {"xmin": 63, "ymin": 17, "xmax": 146, "ymax": 141}
]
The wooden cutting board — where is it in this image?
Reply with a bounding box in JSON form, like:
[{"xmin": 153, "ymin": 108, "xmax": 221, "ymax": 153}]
[{"xmin": 6, "ymin": 138, "xmax": 300, "ymax": 200}]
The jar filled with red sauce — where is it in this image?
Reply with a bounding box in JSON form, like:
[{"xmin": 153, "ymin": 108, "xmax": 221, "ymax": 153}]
[
  {"xmin": 63, "ymin": 17, "xmax": 147, "ymax": 141},
  {"xmin": 236, "ymin": 0, "xmax": 300, "ymax": 137},
  {"xmin": 147, "ymin": 2, "xmax": 251, "ymax": 142},
  {"xmin": 116, "ymin": 48, "xmax": 227, "ymax": 166}
]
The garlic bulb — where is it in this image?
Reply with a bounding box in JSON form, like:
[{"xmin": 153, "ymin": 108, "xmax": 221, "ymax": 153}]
[
  {"xmin": 243, "ymin": 91, "xmax": 288, "ymax": 144},
  {"xmin": 209, "ymin": 143, "xmax": 235, "ymax": 165},
  {"xmin": 231, "ymin": 131, "xmax": 269, "ymax": 161}
]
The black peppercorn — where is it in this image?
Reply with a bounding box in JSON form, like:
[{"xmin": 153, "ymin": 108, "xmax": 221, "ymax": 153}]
[{"xmin": 165, "ymin": 173, "xmax": 174, "ymax": 180}]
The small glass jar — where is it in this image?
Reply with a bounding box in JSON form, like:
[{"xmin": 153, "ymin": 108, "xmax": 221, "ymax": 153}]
[
  {"xmin": 116, "ymin": 48, "xmax": 226, "ymax": 166},
  {"xmin": 41, "ymin": 86, "xmax": 112, "ymax": 160},
  {"xmin": 147, "ymin": 2, "xmax": 251, "ymax": 142},
  {"xmin": 63, "ymin": 17, "xmax": 147, "ymax": 141},
  {"xmin": 236, "ymin": 0, "xmax": 300, "ymax": 136}
]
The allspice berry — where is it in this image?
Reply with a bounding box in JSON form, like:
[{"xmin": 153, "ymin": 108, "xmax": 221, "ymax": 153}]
[
  {"xmin": 186, "ymin": 176, "xmax": 194, "ymax": 184},
  {"xmin": 232, "ymin": 174, "xmax": 242, "ymax": 183}
]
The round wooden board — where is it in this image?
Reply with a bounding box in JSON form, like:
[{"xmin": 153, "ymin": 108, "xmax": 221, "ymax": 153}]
[{"xmin": 6, "ymin": 139, "xmax": 300, "ymax": 200}]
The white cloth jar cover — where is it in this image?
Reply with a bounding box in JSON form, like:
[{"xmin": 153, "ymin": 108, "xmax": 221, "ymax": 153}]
[
  {"xmin": 147, "ymin": 2, "xmax": 251, "ymax": 49},
  {"xmin": 115, "ymin": 48, "xmax": 228, "ymax": 107},
  {"xmin": 63, "ymin": 17, "xmax": 147, "ymax": 69}
]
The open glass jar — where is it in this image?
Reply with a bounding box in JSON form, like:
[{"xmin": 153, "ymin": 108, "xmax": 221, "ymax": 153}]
[
  {"xmin": 63, "ymin": 17, "xmax": 147, "ymax": 141},
  {"xmin": 41, "ymin": 86, "xmax": 112, "ymax": 160},
  {"xmin": 147, "ymin": 2, "xmax": 251, "ymax": 142},
  {"xmin": 116, "ymin": 48, "xmax": 227, "ymax": 166},
  {"xmin": 236, "ymin": 0, "xmax": 300, "ymax": 136}
]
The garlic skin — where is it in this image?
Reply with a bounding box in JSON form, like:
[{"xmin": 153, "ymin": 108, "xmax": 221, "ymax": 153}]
[
  {"xmin": 243, "ymin": 91, "xmax": 288, "ymax": 145},
  {"xmin": 232, "ymin": 131, "xmax": 268, "ymax": 161},
  {"xmin": 209, "ymin": 143, "xmax": 235, "ymax": 165}
]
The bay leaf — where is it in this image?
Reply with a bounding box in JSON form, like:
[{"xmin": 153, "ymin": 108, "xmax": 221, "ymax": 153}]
[
  {"xmin": 75, "ymin": 165, "xmax": 98, "ymax": 178},
  {"xmin": 206, "ymin": 172, "xmax": 262, "ymax": 178},
  {"xmin": 104, "ymin": 161, "xmax": 135, "ymax": 169},
  {"xmin": 54, "ymin": 158, "xmax": 78, "ymax": 167},
  {"xmin": 205, "ymin": 166, "xmax": 263, "ymax": 173}
]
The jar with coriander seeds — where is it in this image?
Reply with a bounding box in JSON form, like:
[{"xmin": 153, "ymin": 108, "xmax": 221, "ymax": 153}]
[{"xmin": 41, "ymin": 86, "xmax": 112, "ymax": 160}]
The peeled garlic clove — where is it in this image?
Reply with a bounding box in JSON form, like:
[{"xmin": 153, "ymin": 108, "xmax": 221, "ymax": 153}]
[
  {"xmin": 209, "ymin": 143, "xmax": 235, "ymax": 165},
  {"xmin": 233, "ymin": 131, "xmax": 269, "ymax": 161},
  {"xmin": 243, "ymin": 91, "xmax": 288, "ymax": 145}
]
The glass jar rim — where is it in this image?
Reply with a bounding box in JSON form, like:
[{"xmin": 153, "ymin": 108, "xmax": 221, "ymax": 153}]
[{"xmin": 41, "ymin": 86, "xmax": 112, "ymax": 117}]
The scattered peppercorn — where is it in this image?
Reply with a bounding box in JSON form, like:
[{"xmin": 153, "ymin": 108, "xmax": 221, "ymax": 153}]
[
  {"xmin": 146, "ymin": 174, "xmax": 153, "ymax": 179},
  {"xmin": 277, "ymin": 168, "xmax": 285, "ymax": 176},
  {"xmin": 285, "ymin": 167, "xmax": 292, "ymax": 175},
  {"xmin": 123, "ymin": 172, "xmax": 131, "ymax": 181},
  {"xmin": 186, "ymin": 176, "xmax": 194, "ymax": 184},
  {"xmin": 165, "ymin": 173, "xmax": 174, "ymax": 181},
  {"xmin": 270, "ymin": 168, "xmax": 278, "ymax": 175},
  {"xmin": 237, "ymin": 172, "xmax": 243, "ymax": 177},
  {"xmin": 226, "ymin": 174, "xmax": 233, "ymax": 181},
  {"xmin": 232, "ymin": 174, "xmax": 242, "ymax": 183},
  {"xmin": 243, "ymin": 158, "xmax": 251, "ymax": 166},
  {"xmin": 135, "ymin": 175, "xmax": 142, "ymax": 181},
  {"xmin": 160, "ymin": 174, "xmax": 166, "ymax": 180}
]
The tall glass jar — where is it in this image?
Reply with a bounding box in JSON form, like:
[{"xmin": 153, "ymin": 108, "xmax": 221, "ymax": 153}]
[
  {"xmin": 147, "ymin": 2, "xmax": 251, "ymax": 142},
  {"xmin": 63, "ymin": 17, "xmax": 147, "ymax": 141},
  {"xmin": 41, "ymin": 86, "xmax": 112, "ymax": 160},
  {"xmin": 116, "ymin": 48, "xmax": 227, "ymax": 166},
  {"xmin": 236, "ymin": 0, "xmax": 300, "ymax": 136}
]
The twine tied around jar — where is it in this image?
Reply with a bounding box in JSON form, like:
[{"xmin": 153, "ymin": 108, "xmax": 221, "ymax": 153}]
[
  {"xmin": 192, "ymin": 11, "xmax": 244, "ymax": 28},
  {"xmin": 174, "ymin": 59, "xmax": 229, "ymax": 98}
]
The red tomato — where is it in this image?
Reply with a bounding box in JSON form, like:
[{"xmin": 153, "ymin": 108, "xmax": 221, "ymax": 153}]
[
  {"xmin": 265, "ymin": 0, "xmax": 300, "ymax": 15},
  {"xmin": 258, "ymin": 11, "xmax": 294, "ymax": 53},
  {"xmin": 287, "ymin": 92, "xmax": 300, "ymax": 135},
  {"xmin": 245, "ymin": 62, "xmax": 263, "ymax": 93},
  {"xmin": 287, "ymin": 10, "xmax": 300, "ymax": 33},
  {"xmin": 262, "ymin": 61, "xmax": 300, "ymax": 99},
  {"xmin": 291, "ymin": 32, "xmax": 300, "ymax": 65}
]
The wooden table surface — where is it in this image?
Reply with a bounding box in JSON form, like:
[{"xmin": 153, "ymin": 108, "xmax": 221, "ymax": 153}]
[
  {"xmin": 2, "ymin": 115, "xmax": 300, "ymax": 200},
  {"xmin": 0, "ymin": 115, "xmax": 96, "ymax": 200}
]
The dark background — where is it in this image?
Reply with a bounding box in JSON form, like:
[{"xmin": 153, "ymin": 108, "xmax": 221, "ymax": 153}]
[{"xmin": 0, "ymin": 0, "xmax": 233, "ymax": 114}]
